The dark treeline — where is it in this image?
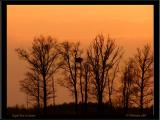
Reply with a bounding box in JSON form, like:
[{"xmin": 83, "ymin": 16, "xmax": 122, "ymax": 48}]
[{"xmin": 9, "ymin": 34, "xmax": 153, "ymax": 118}]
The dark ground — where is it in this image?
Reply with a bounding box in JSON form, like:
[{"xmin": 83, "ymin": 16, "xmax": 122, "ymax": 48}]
[{"xmin": 7, "ymin": 102, "xmax": 153, "ymax": 119}]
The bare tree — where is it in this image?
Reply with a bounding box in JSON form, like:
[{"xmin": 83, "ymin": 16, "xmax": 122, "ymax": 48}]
[
  {"xmin": 20, "ymin": 71, "xmax": 42, "ymax": 113},
  {"xmin": 83, "ymin": 58, "xmax": 91, "ymax": 110},
  {"xmin": 87, "ymin": 34, "xmax": 123, "ymax": 111},
  {"xmin": 16, "ymin": 35, "xmax": 60, "ymax": 113},
  {"xmin": 20, "ymin": 72, "xmax": 43, "ymax": 113},
  {"xmin": 107, "ymin": 60, "xmax": 120, "ymax": 107},
  {"xmin": 76, "ymin": 57, "xmax": 84, "ymax": 104},
  {"xmin": 121, "ymin": 59, "xmax": 135, "ymax": 115},
  {"xmin": 59, "ymin": 41, "xmax": 82, "ymax": 113},
  {"xmin": 131, "ymin": 44, "xmax": 153, "ymax": 115}
]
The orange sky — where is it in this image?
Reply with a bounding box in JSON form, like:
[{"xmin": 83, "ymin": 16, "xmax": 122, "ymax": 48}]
[{"xmin": 7, "ymin": 5, "xmax": 153, "ymax": 107}]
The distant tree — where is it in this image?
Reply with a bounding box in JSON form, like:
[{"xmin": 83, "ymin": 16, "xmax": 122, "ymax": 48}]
[
  {"xmin": 107, "ymin": 59, "xmax": 120, "ymax": 107},
  {"xmin": 131, "ymin": 44, "xmax": 153, "ymax": 115},
  {"xmin": 87, "ymin": 34, "xmax": 123, "ymax": 111},
  {"xmin": 83, "ymin": 58, "xmax": 92, "ymax": 110},
  {"xmin": 59, "ymin": 41, "xmax": 82, "ymax": 113},
  {"xmin": 76, "ymin": 57, "xmax": 92, "ymax": 110},
  {"xmin": 76, "ymin": 56, "xmax": 84, "ymax": 105},
  {"xmin": 16, "ymin": 35, "xmax": 60, "ymax": 113},
  {"xmin": 20, "ymin": 71, "xmax": 42, "ymax": 112},
  {"xmin": 121, "ymin": 58, "xmax": 135, "ymax": 115}
]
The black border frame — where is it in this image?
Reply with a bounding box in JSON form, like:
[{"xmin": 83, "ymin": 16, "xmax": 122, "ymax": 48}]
[{"xmin": 2, "ymin": 0, "xmax": 159, "ymax": 119}]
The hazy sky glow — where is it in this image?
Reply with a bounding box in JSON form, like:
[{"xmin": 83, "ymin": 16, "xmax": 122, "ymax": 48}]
[{"xmin": 7, "ymin": 5, "xmax": 153, "ymax": 107}]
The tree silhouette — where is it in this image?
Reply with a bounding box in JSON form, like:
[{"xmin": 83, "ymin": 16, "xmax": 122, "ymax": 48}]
[
  {"xmin": 87, "ymin": 34, "xmax": 123, "ymax": 111},
  {"xmin": 59, "ymin": 41, "xmax": 82, "ymax": 113},
  {"xmin": 20, "ymin": 71, "xmax": 42, "ymax": 113},
  {"xmin": 11, "ymin": 34, "xmax": 154, "ymax": 118},
  {"xmin": 83, "ymin": 58, "xmax": 92, "ymax": 110},
  {"xmin": 131, "ymin": 44, "xmax": 153, "ymax": 115},
  {"xmin": 77, "ymin": 57, "xmax": 92, "ymax": 110},
  {"xmin": 121, "ymin": 59, "xmax": 135, "ymax": 115},
  {"xmin": 16, "ymin": 35, "xmax": 60, "ymax": 114},
  {"xmin": 78, "ymin": 57, "xmax": 84, "ymax": 105},
  {"xmin": 107, "ymin": 59, "xmax": 120, "ymax": 107}
]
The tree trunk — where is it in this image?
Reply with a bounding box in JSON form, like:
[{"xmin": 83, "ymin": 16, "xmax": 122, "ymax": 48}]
[
  {"xmin": 37, "ymin": 80, "xmax": 40, "ymax": 114},
  {"xmin": 140, "ymin": 86, "xmax": 144, "ymax": 115},
  {"xmin": 140, "ymin": 71, "xmax": 144, "ymax": 115},
  {"xmin": 84, "ymin": 78, "xmax": 88, "ymax": 111},
  {"xmin": 80, "ymin": 63, "xmax": 84, "ymax": 104},
  {"xmin": 43, "ymin": 75, "xmax": 47, "ymax": 114},
  {"xmin": 109, "ymin": 93, "xmax": 112, "ymax": 107},
  {"xmin": 74, "ymin": 54, "xmax": 78, "ymax": 114},
  {"xmin": 98, "ymin": 91, "xmax": 103, "ymax": 112},
  {"xmin": 74, "ymin": 85, "xmax": 78, "ymax": 114},
  {"xmin": 52, "ymin": 77, "xmax": 55, "ymax": 107},
  {"xmin": 125, "ymin": 94, "xmax": 129, "ymax": 115}
]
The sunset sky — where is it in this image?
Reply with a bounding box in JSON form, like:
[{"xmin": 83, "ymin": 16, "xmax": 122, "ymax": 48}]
[{"xmin": 7, "ymin": 5, "xmax": 153, "ymax": 107}]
